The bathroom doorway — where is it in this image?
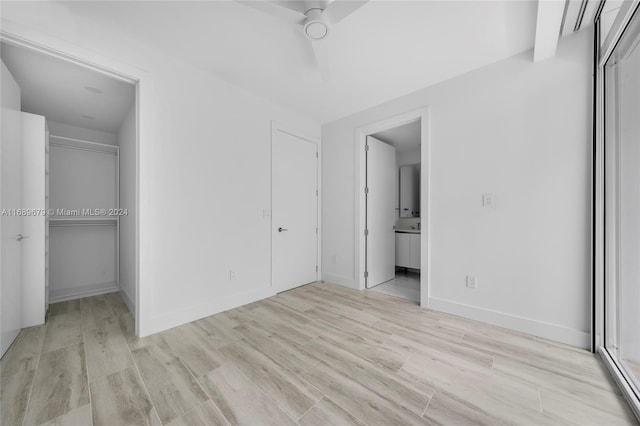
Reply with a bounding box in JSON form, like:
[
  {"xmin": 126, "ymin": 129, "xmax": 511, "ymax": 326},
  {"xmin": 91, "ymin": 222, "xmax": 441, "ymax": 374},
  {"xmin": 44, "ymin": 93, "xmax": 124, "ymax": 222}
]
[{"xmin": 354, "ymin": 107, "xmax": 430, "ymax": 306}]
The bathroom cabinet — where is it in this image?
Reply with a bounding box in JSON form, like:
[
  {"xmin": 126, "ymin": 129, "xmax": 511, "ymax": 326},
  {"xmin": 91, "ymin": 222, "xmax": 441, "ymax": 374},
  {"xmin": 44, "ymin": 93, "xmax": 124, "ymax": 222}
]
[{"xmin": 395, "ymin": 232, "xmax": 420, "ymax": 269}]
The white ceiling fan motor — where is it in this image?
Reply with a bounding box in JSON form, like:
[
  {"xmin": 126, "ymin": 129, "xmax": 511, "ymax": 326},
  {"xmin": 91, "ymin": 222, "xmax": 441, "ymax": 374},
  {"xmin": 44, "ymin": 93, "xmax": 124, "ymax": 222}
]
[
  {"xmin": 237, "ymin": 0, "xmax": 369, "ymax": 81},
  {"xmin": 303, "ymin": 8, "xmax": 330, "ymax": 40}
]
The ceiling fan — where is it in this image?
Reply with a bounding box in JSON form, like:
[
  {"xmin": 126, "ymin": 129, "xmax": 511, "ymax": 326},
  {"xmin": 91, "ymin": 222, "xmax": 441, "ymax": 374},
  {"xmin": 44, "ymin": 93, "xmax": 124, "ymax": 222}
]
[{"xmin": 237, "ymin": 0, "xmax": 369, "ymax": 81}]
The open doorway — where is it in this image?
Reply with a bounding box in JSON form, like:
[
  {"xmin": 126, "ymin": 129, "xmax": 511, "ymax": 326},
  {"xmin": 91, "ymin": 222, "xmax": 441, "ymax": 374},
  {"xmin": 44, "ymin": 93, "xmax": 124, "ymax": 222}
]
[
  {"xmin": 0, "ymin": 39, "xmax": 139, "ymax": 354},
  {"xmin": 367, "ymin": 120, "xmax": 421, "ymax": 302},
  {"xmin": 354, "ymin": 108, "xmax": 430, "ymax": 306}
]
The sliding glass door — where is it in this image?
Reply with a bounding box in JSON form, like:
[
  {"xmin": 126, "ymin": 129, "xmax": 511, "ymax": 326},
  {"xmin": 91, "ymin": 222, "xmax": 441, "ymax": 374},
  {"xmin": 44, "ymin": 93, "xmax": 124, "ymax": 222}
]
[{"xmin": 601, "ymin": 1, "xmax": 640, "ymax": 413}]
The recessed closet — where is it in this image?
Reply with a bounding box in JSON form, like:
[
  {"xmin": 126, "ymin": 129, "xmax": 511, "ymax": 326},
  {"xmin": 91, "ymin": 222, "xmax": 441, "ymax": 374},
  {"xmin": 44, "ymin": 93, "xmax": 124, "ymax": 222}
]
[{"xmin": 0, "ymin": 42, "xmax": 137, "ymax": 332}]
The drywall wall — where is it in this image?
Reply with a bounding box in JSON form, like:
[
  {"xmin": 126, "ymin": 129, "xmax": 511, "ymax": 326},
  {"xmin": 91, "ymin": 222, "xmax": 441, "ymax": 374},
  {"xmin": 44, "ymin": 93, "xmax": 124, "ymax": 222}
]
[
  {"xmin": 322, "ymin": 29, "xmax": 593, "ymax": 348},
  {"xmin": 397, "ymin": 147, "xmax": 421, "ymax": 167},
  {"xmin": 1, "ymin": 59, "xmax": 20, "ymax": 110},
  {"xmin": 48, "ymin": 120, "xmax": 118, "ymax": 145},
  {"xmin": 0, "ymin": 4, "xmax": 320, "ymax": 336},
  {"xmin": 118, "ymin": 104, "xmax": 136, "ymax": 313}
]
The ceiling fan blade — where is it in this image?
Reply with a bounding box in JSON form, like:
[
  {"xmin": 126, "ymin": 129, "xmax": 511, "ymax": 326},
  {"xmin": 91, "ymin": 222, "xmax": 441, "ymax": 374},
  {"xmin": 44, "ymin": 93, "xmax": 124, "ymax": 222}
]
[
  {"xmin": 323, "ymin": 0, "xmax": 369, "ymax": 24},
  {"xmin": 237, "ymin": 0, "xmax": 306, "ymax": 26},
  {"xmin": 311, "ymin": 39, "xmax": 330, "ymax": 82}
]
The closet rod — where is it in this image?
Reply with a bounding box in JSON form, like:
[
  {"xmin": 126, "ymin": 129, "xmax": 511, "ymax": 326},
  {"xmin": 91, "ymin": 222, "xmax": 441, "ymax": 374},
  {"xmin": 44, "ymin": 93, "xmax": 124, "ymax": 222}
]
[
  {"xmin": 50, "ymin": 134, "xmax": 119, "ymax": 149},
  {"xmin": 49, "ymin": 223, "xmax": 117, "ymax": 228},
  {"xmin": 50, "ymin": 135, "xmax": 118, "ymax": 155},
  {"xmin": 50, "ymin": 141, "xmax": 118, "ymax": 156}
]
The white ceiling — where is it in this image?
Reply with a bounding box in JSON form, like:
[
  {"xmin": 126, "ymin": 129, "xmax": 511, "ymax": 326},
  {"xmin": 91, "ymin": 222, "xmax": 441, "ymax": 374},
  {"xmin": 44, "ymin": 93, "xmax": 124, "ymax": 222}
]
[
  {"xmin": 0, "ymin": 42, "xmax": 135, "ymax": 134},
  {"xmin": 372, "ymin": 119, "xmax": 420, "ymax": 153},
  {"xmin": 49, "ymin": 0, "xmax": 539, "ymax": 124}
]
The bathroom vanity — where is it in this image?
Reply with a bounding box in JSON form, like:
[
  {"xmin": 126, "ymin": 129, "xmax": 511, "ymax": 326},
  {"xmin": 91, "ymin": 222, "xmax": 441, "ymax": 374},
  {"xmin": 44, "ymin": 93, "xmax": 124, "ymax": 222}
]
[{"xmin": 395, "ymin": 229, "xmax": 420, "ymax": 269}]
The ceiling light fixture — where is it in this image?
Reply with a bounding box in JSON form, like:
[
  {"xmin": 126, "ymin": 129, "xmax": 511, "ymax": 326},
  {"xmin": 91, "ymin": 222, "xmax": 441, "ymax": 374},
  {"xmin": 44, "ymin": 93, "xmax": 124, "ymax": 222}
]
[{"xmin": 84, "ymin": 86, "xmax": 103, "ymax": 94}]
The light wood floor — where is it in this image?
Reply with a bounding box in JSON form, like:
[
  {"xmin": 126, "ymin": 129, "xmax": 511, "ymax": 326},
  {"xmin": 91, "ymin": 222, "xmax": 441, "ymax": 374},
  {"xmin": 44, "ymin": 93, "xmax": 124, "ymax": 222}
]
[{"xmin": 1, "ymin": 282, "xmax": 637, "ymax": 425}]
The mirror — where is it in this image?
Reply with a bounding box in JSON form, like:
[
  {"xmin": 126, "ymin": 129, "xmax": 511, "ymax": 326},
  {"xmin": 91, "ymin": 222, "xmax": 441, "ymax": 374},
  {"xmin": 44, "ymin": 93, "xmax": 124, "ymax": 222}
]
[{"xmin": 399, "ymin": 164, "xmax": 420, "ymax": 217}]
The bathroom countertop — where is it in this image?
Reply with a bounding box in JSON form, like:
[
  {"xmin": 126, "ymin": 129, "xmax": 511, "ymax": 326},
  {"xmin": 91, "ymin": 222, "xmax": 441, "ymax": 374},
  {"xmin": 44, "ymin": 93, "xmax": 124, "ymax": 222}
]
[{"xmin": 395, "ymin": 229, "xmax": 420, "ymax": 234}]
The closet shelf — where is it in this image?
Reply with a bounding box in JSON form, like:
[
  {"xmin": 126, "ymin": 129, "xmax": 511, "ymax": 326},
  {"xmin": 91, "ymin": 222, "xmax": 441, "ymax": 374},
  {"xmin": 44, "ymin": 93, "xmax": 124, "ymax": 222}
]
[
  {"xmin": 50, "ymin": 134, "xmax": 119, "ymax": 155},
  {"xmin": 49, "ymin": 217, "xmax": 118, "ymax": 227}
]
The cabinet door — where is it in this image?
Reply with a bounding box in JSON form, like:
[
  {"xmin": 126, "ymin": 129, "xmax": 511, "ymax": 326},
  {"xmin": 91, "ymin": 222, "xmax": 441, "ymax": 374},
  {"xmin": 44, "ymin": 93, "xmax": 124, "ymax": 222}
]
[
  {"xmin": 395, "ymin": 233, "xmax": 411, "ymax": 267},
  {"xmin": 410, "ymin": 234, "xmax": 421, "ymax": 269}
]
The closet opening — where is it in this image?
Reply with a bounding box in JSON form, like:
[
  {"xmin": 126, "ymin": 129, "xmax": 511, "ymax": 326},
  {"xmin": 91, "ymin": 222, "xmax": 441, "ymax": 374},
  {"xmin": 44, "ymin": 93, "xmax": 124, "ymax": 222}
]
[{"xmin": 0, "ymin": 40, "xmax": 139, "ymax": 344}]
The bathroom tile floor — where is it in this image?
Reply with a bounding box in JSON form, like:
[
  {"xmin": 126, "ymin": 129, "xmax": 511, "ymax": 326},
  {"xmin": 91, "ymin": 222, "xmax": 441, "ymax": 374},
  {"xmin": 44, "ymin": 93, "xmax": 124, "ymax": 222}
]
[{"xmin": 369, "ymin": 269, "xmax": 420, "ymax": 303}]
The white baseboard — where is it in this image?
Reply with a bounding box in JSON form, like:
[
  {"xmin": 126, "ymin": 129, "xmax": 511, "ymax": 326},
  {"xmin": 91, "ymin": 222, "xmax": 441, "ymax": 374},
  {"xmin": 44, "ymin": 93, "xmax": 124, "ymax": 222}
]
[
  {"xmin": 428, "ymin": 296, "xmax": 590, "ymax": 349},
  {"xmin": 140, "ymin": 286, "xmax": 276, "ymax": 337},
  {"xmin": 321, "ymin": 273, "xmax": 357, "ymax": 290},
  {"xmin": 49, "ymin": 281, "xmax": 119, "ymax": 303},
  {"xmin": 120, "ymin": 287, "xmax": 136, "ymax": 317}
]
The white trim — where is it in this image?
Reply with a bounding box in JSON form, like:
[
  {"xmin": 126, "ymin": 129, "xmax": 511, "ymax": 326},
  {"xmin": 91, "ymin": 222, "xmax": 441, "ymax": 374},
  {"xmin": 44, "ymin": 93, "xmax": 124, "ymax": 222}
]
[
  {"xmin": 429, "ymin": 297, "xmax": 590, "ymax": 349},
  {"xmin": 321, "ymin": 273, "xmax": 357, "ymax": 290},
  {"xmin": 0, "ymin": 30, "xmax": 138, "ymax": 84},
  {"xmin": 49, "ymin": 281, "xmax": 119, "ymax": 304},
  {"xmin": 120, "ymin": 287, "xmax": 136, "ymax": 317},
  {"xmin": 270, "ymin": 121, "xmax": 322, "ymax": 293},
  {"xmin": 353, "ymin": 107, "xmax": 431, "ymax": 308},
  {"xmin": 144, "ymin": 287, "xmax": 275, "ymax": 336},
  {"xmin": 0, "ymin": 28, "xmax": 144, "ymax": 337}
]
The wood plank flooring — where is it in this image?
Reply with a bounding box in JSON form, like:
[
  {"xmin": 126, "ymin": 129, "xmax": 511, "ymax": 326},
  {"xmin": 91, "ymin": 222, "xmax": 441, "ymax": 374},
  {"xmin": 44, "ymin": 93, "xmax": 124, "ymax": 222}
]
[{"xmin": 1, "ymin": 282, "xmax": 637, "ymax": 425}]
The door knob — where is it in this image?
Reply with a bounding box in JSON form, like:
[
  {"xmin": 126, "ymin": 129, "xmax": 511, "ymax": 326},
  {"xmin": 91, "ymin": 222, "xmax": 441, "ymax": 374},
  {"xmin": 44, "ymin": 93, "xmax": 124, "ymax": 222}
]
[
  {"xmin": 15, "ymin": 234, "xmax": 28, "ymax": 241},
  {"xmin": 278, "ymin": 227, "xmax": 288, "ymax": 232}
]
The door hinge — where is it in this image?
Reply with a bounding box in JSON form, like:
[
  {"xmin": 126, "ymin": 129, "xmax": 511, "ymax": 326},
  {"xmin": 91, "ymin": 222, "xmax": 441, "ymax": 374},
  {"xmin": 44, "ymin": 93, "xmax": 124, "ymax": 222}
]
[
  {"xmin": 315, "ymin": 227, "xmax": 318, "ymax": 234},
  {"xmin": 316, "ymin": 151, "xmax": 318, "ymax": 158},
  {"xmin": 364, "ymin": 229, "xmax": 369, "ymax": 236},
  {"xmin": 365, "ymin": 144, "xmax": 370, "ymax": 152},
  {"xmin": 316, "ymin": 189, "xmax": 318, "ymax": 196},
  {"xmin": 316, "ymin": 265, "xmax": 318, "ymax": 272},
  {"xmin": 364, "ymin": 187, "xmax": 369, "ymax": 195},
  {"xmin": 364, "ymin": 271, "xmax": 369, "ymax": 278}
]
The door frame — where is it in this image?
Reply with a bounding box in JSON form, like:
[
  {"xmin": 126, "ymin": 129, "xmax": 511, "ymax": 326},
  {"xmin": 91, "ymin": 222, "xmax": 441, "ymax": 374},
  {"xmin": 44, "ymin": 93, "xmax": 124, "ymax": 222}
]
[
  {"xmin": 354, "ymin": 107, "xmax": 431, "ymax": 307},
  {"xmin": 270, "ymin": 121, "xmax": 321, "ymax": 290},
  {"xmin": 0, "ymin": 29, "xmax": 144, "ymax": 336}
]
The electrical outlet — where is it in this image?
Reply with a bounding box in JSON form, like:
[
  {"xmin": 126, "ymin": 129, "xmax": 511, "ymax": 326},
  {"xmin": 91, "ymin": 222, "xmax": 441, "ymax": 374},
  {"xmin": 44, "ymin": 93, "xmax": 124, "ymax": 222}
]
[
  {"xmin": 466, "ymin": 275, "xmax": 477, "ymax": 288},
  {"xmin": 229, "ymin": 270, "xmax": 236, "ymax": 280}
]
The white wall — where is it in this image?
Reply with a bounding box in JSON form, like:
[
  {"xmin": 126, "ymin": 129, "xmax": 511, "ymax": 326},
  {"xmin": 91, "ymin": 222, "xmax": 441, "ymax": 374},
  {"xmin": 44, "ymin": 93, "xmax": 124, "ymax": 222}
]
[
  {"xmin": 0, "ymin": 5, "xmax": 320, "ymax": 336},
  {"xmin": 397, "ymin": 147, "xmax": 421, "ymax": 167},
  {"xmin": 322, "ymin": 30, "xmax": 593, "ymax": 348},
  {"xmin": 47, "ymin": 120, "xmax": 118, "ymax": 145},
  {"xmin": 1, "ymin": 60, "xmax": 20, "ymax": 110},
  {"xmin": 118, "ymin": 104, "xmax": 136, "ymax": 313}
]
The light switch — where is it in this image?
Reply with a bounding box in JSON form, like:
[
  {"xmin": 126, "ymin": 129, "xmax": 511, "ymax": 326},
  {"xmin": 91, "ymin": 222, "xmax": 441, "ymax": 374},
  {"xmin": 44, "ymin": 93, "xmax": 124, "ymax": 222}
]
[
  {"xmin": 466, "ymin": 275, "xmax": 477, "ymax": 288},
  {"xmin": 482, "ymin": 193, "xmax": 493, "ymax": 207}
]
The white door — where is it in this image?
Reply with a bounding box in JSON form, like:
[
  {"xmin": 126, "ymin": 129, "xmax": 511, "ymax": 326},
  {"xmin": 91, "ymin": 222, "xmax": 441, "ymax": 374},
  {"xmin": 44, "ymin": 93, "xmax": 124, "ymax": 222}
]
[
  {"xmin": 272, "ymin": 128, "xmax": 318, "ymax": 292},
  {"xmin": 1, "ymin": 61, "xmax": 23, "ymax": 356},
  {"xmin": 366, "ymin": 136, "xmax": 396, "ymax": 288}
]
